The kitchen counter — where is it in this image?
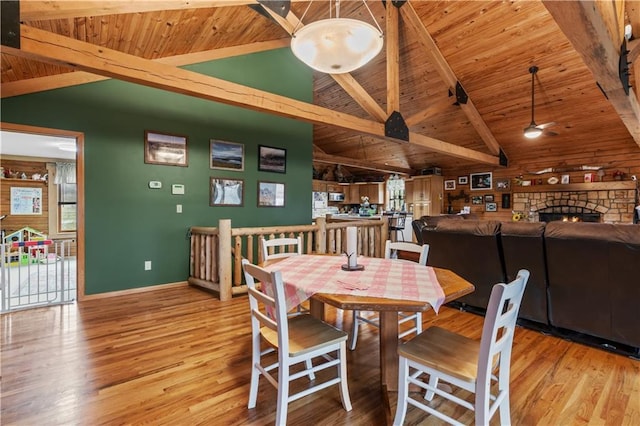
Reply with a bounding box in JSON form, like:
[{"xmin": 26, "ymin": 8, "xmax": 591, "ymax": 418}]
[{"xmin": 327, "ymin": 214, "xmax": 384, "ymax": 221}]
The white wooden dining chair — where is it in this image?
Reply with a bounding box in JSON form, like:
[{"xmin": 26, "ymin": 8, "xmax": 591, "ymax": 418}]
[
  {"xmin": 393, "ymin": 269, "xmax": 530, "ymax": 426},
  {"xmin": 241, "ymin": 259, "xmax": 352, "ymax": 425},
  {"xmin": 261, "ymin": 236, "xmax": 307, "ymax": 315},
  {"xmin": 349, "ymin": 240, "xmax": 430, "ymax": 350},
  {"xmin": 261, "ymin": 236, "xmax": 302, "ymax": 262}
]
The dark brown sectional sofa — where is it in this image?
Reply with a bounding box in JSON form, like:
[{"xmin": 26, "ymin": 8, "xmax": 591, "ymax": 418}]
[{"xmin": 415, "ymin": 217, "xmax": 640, "ymax": 355}]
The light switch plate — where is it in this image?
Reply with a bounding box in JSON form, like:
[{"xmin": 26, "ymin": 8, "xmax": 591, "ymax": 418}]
[
  {"xmin": 149, "ymin": 181, "xmax": 162, "ymax": 189},
  {"xmin": 172, "ymin": 184, "xmax": 185, "ymax": 195}
]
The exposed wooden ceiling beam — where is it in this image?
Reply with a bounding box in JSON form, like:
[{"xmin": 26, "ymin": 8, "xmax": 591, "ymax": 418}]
[
  {"xmin": 313, "ymin": 152, "xmax": 413, "ymax": 175},
  {"xmin": 1, "ymin": 38, "xmax": 290, "ymax": 98},
  {"xmin": 4, "ymin": 24, "xmax": 500, "ymax": 166},
  {"xmin": 386, "ymin": 2, "xmax": 400, "ymax": 115},
  {"xmin": 260, "ymin": 3, "xmax": 388, "ymax": 122},
  {"xmin": 405, "ymin": 97, "xmax": 456, "ymax": 127},
  {"xmin": 543, "ymin": 0, "xmax": 640, "ymax": 149},
  {"xmin": 400, "ymin": 1, "xmax": 502, "ymax": 156},
  {"xmin": 20, "ymin": 1, "xmax": 257, "ymax": 21}
]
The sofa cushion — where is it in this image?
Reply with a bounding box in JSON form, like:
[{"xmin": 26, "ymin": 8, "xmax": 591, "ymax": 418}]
[
  {"xmin": 500, "ymin": 221, "xmax": 548, "ymax": 325},
  {"xmin": 422, "ymin": 219, "xmax": 505, "ymax": 310}
]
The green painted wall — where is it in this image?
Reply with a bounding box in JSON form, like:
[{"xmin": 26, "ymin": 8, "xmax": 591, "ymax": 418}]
[{"xmin": 1, "ymin": 49, "xmax": 314, "ymax": 294}]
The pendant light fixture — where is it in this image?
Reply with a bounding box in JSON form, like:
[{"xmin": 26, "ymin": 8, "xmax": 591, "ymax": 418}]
[{"xmin": 290, "ymin": 0, "xmax": 384, "ymax": 74}]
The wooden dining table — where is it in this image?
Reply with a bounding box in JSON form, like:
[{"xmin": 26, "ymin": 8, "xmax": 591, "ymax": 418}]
[{"xmin": 262, "ymin": 255, "xmax": 475, "ymax": 392}]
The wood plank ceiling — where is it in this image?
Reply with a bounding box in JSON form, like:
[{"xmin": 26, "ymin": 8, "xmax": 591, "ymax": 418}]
[{"xmin": 2, "ymin": 0, "xmax": 640, "ymax": 178}]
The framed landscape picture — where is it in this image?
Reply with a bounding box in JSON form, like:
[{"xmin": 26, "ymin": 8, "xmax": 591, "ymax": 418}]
[
  {"xmin": 144, "ymin": 130, "xmax": 188, "ymax": 166},
  {"xmin": 210, "ymin": 140, "xmax": 244, "ymax": 171},
  {"xmin": 258, "ymin": 145, "xmax": 286, "ymax": 173},
  {"xmin": 258, "ymin": 181, "xmax": 285, "ymax": 207},
  {"xmin": 210, "ymin": 177, "xmax": 244, "ymax": 206},
  {"xmin": 458, "ymin": 176, "xmax": 468, "ymax": 185},
  {"xmin": 472, "ymin": 195, "xmax": 483, "ymax": 205},
  {"xmin": 485, "ymin": 202, "xmax": 498, "ymax": 212},
  {"xmin": 470, "ymin": 172, "xmax": 492, "ymax": 190}
]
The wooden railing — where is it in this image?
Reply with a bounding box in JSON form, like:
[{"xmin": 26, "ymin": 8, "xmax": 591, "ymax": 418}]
[{"xmin": 188, "ymin": 216, "xmax": 388, "ymax": 301}]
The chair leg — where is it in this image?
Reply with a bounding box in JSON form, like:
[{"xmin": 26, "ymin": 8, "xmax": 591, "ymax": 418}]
[
  {"xmin": 338, "ymin": 343, "xmax": 353, "ymax": 412},
  {"xmin": 415, "ymin": 312, "xmax": 422, "ymax": 335},
  {"xmin": 276, "ymin": 360, "xmax": 289, "ymax": 426},
  {"xmin": 393, "ymin": 356, "xmax": 410, "ymax": 425},
  {"xmin": 349, "ymin": 310, "xmax": 359, "ymax": 351},
  {"xmin": 305, "ymin": 359, "xmax": 316, "ymax": 380},
  {"xmin": 248, "ymin": 336, "xmax": 261, "ymax": 409},
  {"xmin": 424, "ymin": 374, "xmax": 438, "ymax": 401}
]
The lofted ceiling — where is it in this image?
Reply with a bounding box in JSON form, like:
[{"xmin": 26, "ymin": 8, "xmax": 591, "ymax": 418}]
[{"xmin": 2, "ymin": 0, "xmax": 640, "ymax": 179}]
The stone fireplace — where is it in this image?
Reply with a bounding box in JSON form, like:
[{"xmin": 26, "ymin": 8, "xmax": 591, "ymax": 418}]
[{"xmin": 512, "ymin": 183, "xmax": 637, "ymax": 224}]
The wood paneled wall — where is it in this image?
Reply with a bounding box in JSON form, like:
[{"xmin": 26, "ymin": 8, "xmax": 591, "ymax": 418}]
[
  {"xmin": 1, "ymin": 159, "xmax": 50, "ymax": 237},
  {"xmin": 440, "ymin": 145, "xmax": 640, "ymax": 222}
]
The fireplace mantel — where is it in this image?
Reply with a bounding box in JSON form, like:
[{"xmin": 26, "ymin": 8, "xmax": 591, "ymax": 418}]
[{"xmin": 513, "ymin": 181, "xmax": 635, "ymax": 193}]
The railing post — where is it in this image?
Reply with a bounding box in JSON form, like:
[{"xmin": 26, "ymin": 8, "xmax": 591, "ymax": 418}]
[
  {"xmin": 381, "ymin": 216, "xmax": 389, "ymax": 256},
  {"xmin": 218, "ymin": 218, "xmax": 232, "ymax": 301},
  {"xmin": 316, "ymin": 216, "xmax": 327, "ymax": 254}
]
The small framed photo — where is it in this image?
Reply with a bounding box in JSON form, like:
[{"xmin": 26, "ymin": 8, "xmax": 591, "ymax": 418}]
[
  {"xmin": 470, "ymin": 172, "xmax": 492, "ymax": 190},
  {"xmin": 258, "ymin": 181, "xmax": 285, "ymax": 207},
  {"xmin": 485, "ymin": 202, "xmax": 498, "ymax": 212},
  {"xmin": 210, "ymin": 177, "xmax": 244, "ymax": 206},
  {"xmin": 444, "ymin": 180, "xmax": 456, "ymax": 190},
  {"xmin": 144, "ymin": 130, "xmax": 188, "ymax": 166},
  {"xmin": 484, "ymin": 194, "xmax": 494, "ymax": 203},
  {"xmin": 472, "ymin": 195, "xmax": 483, "ymax": 205},
  {"xmin": 584, "ymin": 173, "xmax": 593, "ymax": 183},
  {"xmin": 458, "ymin": 176, "xmax": 468, "ymax": 185},
  {"xmin": 258, "ymin": 145, "xmax": 287, "ymax": 173},
  {"xmin": 496, "ymin": 179, "xmax": 510, "ymax": 191},
  {"xmin": 561, "ymin": 174, "xmax": 570, "ymax": 184},
  {"xmin": 210, "ymin": 139, "xmax": 244, "ymax": 171}
]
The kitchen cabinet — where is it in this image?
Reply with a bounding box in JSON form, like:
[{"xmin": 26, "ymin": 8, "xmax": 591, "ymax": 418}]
[
  {"xmin": 346, "ymin": 185, "xmax": 361, "ymax": 204},
  {"xmin": 410, "ymin": 176, "xmax": 443, "ymax": 218},
  {"xmin": 326, "ymin": 182, "xmax": 343, "ymax": 193},
  {"xmin": 404, "ymin": 180, "xmax": 414, "ymax": 204},
  {"xmin": 312, "ymin": 180, "xmax": 326, "ymax": 192},
  {"xmin": 361, "ymin": 183, "xmax": 383, "ymax": 204}
]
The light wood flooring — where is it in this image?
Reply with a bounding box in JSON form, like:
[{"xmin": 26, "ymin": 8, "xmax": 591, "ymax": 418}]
[{"xmin": 1, "ymin": 285, "xmax": 638, "ymax": 425}]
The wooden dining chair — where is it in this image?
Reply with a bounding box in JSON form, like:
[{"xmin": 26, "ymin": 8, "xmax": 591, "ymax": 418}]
[
  {"xmin": 261, "ymin": 236, "xmax": 307, "ymax": 315},
  {"xmin": 393, "ymin": 269, "xmax": 530, "ymax": 426},
  {"xmin": 241, "ymin": 260, "xmax": 352, "ymax": 425},
  {"xmin": 260, "ymin": 236, "xmax": 302, "ymax": 262},
  {"xmin": 349, "ymin": 240, "xmax": 430, "ymax": 350}
]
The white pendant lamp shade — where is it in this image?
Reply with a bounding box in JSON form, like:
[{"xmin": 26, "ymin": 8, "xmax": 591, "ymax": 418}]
[{"xmin": 291, "ymin": 18, "xmax": 383, "ymax": 74}]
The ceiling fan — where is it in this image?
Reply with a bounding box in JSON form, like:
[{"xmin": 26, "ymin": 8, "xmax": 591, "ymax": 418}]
[{"xmin": 524, "ymin": 65, "xmax": 557, "ymax": 138}]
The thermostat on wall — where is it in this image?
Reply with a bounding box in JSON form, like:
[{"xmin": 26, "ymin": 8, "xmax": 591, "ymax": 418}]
[
  {"xmin": 172, "ymin": 184, "xmax": 185, "ymax": 195},
  {"xmin": 148, "ymin": 181, "xmax": 162, "ymax": 189}
]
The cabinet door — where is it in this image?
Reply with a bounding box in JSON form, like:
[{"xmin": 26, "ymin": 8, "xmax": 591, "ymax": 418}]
[
  {"xmin": 365, "ymin": 183, "xmax": 383, "ymax": 204},
  {"xmin": 413, "ymin": 202, "xmax": 431, "ymax": 219},
  {"xmin": 326, "ymin": 183, "xmax": 342, "ymax": 193},
  {"xmin": 413, "ymin": 177, "xmax": 431, "ymax": 202},
  {"xmin": 348, "ymin": 185, "xmax": 360, "ymax": 203},
  {"xmin": 429, "ymin": 176, "xmax": 443, "ymax": 214},
  {"xmin": 404, "ymin": 180, "xmax": 414, "ymax": 204},
  {"xmin": 312, "ymin": 180, "xmax": 327, "ymax": 192}
]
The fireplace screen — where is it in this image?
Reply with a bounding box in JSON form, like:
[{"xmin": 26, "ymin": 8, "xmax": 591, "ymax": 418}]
[{"xmin": 537, "ymin": 206, "xmax": 601, "ymax": 223}]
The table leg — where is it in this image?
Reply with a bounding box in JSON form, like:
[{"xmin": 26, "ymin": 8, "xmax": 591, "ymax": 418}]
[
  {"xmin": 379, "ymin": 311, "xmax": 399, "ymax": 391},
  {"xmin": 310, "ymin": 298, "xmax": 325, "ymax": 321}
]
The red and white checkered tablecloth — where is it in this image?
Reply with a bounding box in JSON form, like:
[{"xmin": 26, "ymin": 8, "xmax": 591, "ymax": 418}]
[{"xmin": 262, "ymin": 255, "xmax": 445, "ymax": 313}]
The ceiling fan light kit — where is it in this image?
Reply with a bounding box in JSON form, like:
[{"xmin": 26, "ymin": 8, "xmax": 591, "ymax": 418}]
[
  {"xmin": 290, "ymin": 0, "xmax": 383, "ymax": 74},
  {"xmin": 524, "ymin": 65, "xmax": 557, "ymax": 139}
]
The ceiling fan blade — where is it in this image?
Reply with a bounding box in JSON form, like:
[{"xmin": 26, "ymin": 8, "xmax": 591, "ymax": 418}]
[
  {"xmin": 544, "ymin": 130, "xmax": 558, "ymax": 136},
  {"xmin": 536, "ymin": 121, "xmax": 557, "ymax": 129}
]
